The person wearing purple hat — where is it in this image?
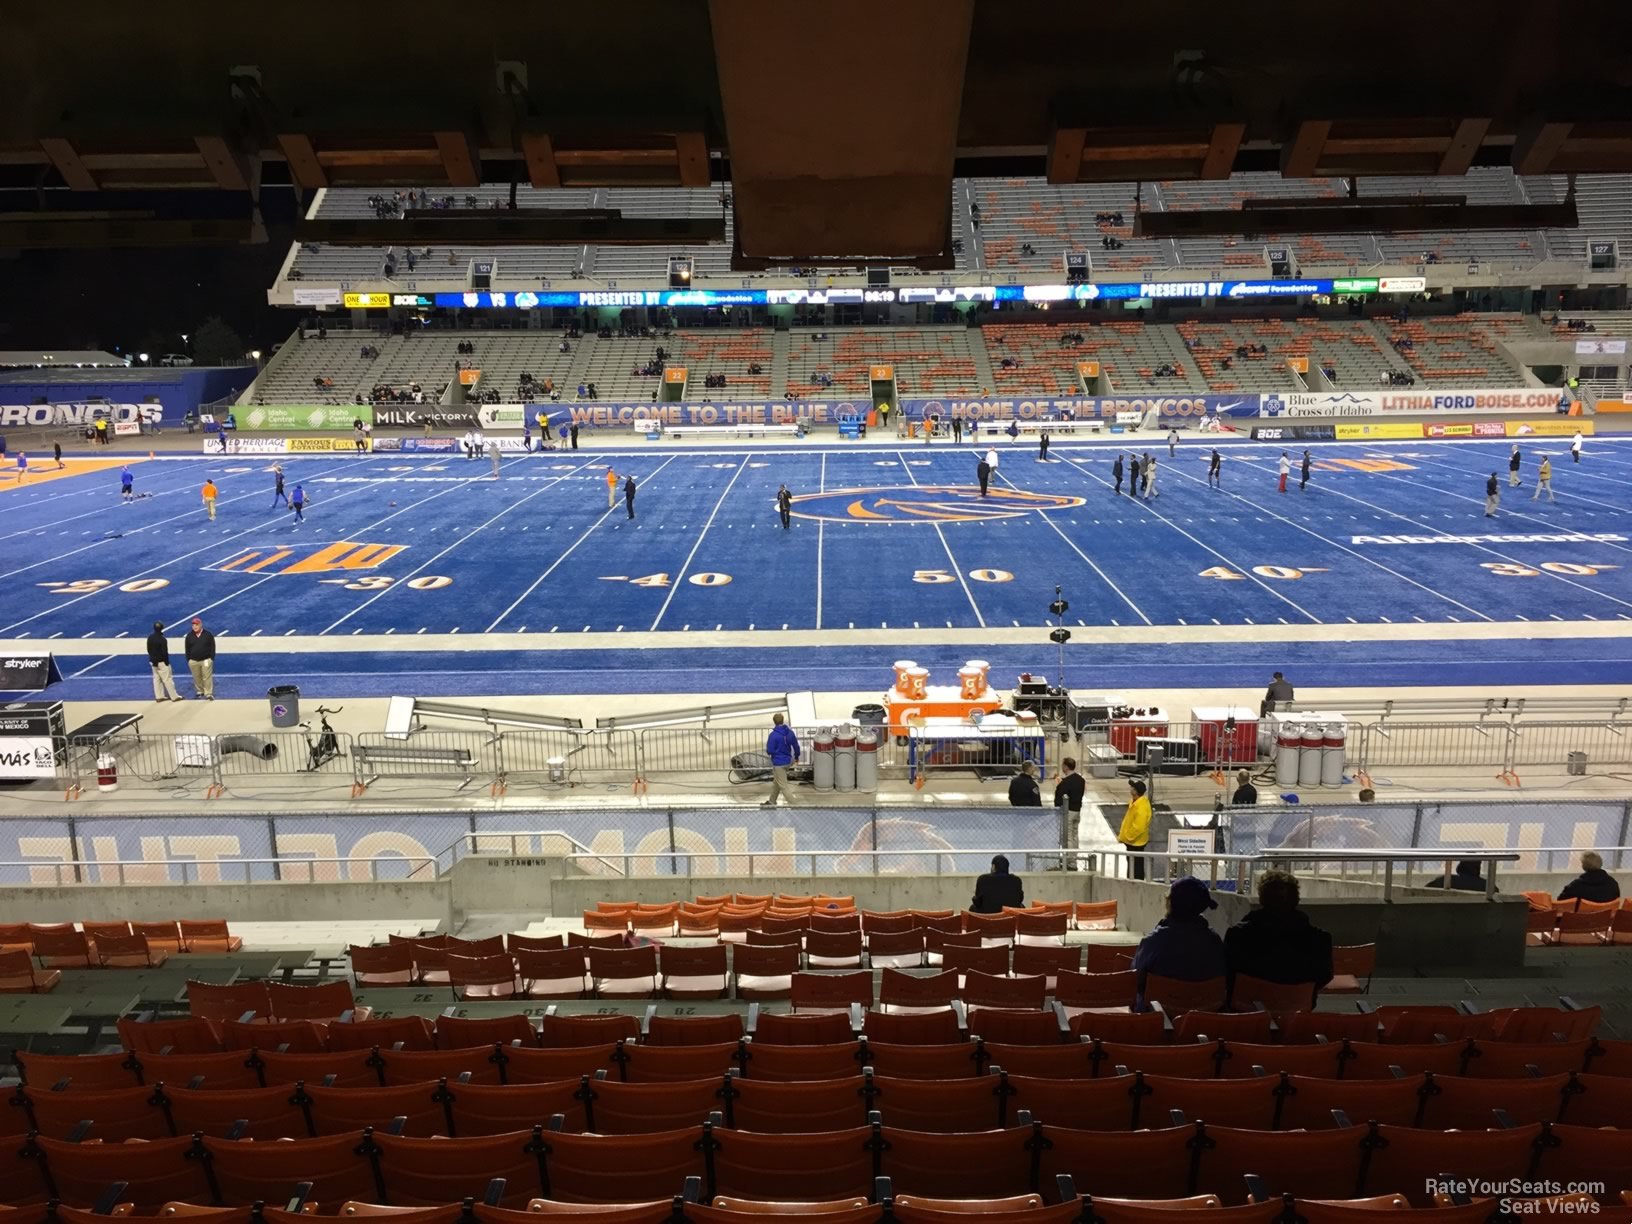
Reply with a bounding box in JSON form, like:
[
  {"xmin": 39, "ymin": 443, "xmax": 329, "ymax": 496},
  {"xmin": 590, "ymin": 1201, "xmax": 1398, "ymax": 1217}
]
[{"xmin": 1131, "ymin": 876, "xmax": 1226, "ymax": 1010}]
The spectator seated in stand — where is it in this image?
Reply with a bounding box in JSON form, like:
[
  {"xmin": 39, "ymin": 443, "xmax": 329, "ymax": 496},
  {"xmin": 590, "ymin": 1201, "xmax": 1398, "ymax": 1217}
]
[
  {"xmin": 971, "ymin": 854, "xmax": 1024, "ymax": 914},
  {"xmin": 1224, "ymin": 869, "xmax": 1334, "ymax": 1003},
  {"xmin": 1558, "ymin": 852, "xmax": 1621, "ymax": 905},
  {"xmin": 1131, "ymin": 877, "xmax": 1226, "ymax": 1009},
  {"xmin": 1422, "ymin": 860, "xmax": 1494, "ymax": 892}
]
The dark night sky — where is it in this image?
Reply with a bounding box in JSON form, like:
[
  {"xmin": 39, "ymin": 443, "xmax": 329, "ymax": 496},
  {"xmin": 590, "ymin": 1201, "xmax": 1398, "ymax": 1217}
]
[{"xmin": 0, "ymin": 189, "xmax": 303, "ymax": 358}]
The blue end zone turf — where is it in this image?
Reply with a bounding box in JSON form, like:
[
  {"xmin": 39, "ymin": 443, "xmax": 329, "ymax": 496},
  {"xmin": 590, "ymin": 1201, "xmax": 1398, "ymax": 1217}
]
[{"xmin": 2, "ymin": 435, "xmax": 1628, "ymax": 697}]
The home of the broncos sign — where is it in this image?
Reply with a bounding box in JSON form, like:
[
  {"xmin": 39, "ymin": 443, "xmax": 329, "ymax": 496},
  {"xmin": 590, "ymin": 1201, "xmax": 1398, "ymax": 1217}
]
[{"xmin": 789, "ymin": 486, "xmax": 1086, "ymax": 523}]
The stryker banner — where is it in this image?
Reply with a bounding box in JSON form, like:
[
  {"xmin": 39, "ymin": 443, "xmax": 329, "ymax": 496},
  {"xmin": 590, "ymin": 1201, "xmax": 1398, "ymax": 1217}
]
[
  {"xmin": 0, "ymin": 403, "xmax": 162, "ymax": 427},
  {"xmin": 1260, "ymin": 389, "xmax": 1567, "ymax": 417}
]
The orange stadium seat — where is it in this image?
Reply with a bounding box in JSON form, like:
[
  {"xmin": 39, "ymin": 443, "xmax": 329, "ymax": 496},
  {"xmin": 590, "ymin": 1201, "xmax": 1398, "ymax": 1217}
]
[
  {"xmin": 178, "ymin": 919, "xmax": 242, "ymax": 953},
  {"xmin": 861, "ymin": 1009, "xmax": 964, "ymax": 1046},
  {"xmin": 645, "ymin": 1013, "xmax": 744, "ymax": 1046},
  {"xmin": 436, "ymin": 1013, "xmax": 539, "ymax": 1049},
  {"xmin": 0, "ymin": 949, "xmax": 60, "ymax": 994},
  {"xmin": 738, "ymin": 1041, "xmax": 861, "ymax": 1082},
  {"xmin": 328, "ymin": 1015, "xmax": 437, "ymax": 1051},
  {"xmin": 540, "ymin": 1013, "xmax": 641, "ymax": 1048},
  {"xmin": 619, "ymin": 1040, "xmax": 742, "ymax": 1083},
  {"xmin": 865, "ymin": 1041, "xmax": 983, "ymax": 1080}
]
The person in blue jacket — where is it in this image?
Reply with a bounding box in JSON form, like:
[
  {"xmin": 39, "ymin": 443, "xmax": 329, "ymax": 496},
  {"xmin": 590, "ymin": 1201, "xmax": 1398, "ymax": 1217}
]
[{"xmin": 762, "ymin": 713, "xmax": 801, "ymax": 807}]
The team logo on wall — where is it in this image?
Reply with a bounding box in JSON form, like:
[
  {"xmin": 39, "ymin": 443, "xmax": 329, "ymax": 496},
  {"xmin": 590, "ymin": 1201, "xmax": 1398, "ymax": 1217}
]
[{"xmin": 790, "ymin": 486, "xmax": 1086, "ymax": 524}]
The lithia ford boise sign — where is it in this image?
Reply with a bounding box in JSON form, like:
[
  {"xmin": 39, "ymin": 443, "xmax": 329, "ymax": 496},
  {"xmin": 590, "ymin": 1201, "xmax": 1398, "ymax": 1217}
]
[{"xmin": 1260, "ymin": 389, "xmax": 1563, "ymax": 417}]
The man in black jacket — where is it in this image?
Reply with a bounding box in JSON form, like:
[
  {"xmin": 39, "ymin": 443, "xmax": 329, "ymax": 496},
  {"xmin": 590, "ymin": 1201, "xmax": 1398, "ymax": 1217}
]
[
  {"xmin": 1422, "ymin": 860, "xmax": 1493, "ymax": 892},
  {"xmin": 1054, "ymin": 757, "xmax": 1086, "ymax": 870},
  {"xmin": 1558, "ymin": 852, "xmax": 1620, "ymax": 905},
  {"xmin": 1225, "ymin": 869, "xmax": 1333, "ymax": 1006},
  {"xmin": 1008, "ymin": 761, "xmax": 1041, "ymax": 806},
  {"xmin": 146, "ymin": 621, "xmax": 182, "ymax": 702},
  {"xmin": 971, "ymin": 854, "xmax": 1024, "ymax": 914},
  {"xmin": 183, "ymin": 616, "xmax": 216, "ymax": 700}
]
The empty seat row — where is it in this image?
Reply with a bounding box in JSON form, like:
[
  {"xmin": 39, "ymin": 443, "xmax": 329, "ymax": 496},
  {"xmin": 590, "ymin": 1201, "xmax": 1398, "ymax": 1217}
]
[
  {"xmin": 36, "ymin": 1034, "xmax": 1628, "ymax": 1097},
  {"xmin": 0, "ymin": 1119, "xmax": 1623, "ymax": 1210},
  {"xmin": 0, "ymin": 921, "xmax": 242, "ymax": 960},
  {"xmin": 12, "ymin": 1066, "xmax": 1632, "ymax": 1143}
]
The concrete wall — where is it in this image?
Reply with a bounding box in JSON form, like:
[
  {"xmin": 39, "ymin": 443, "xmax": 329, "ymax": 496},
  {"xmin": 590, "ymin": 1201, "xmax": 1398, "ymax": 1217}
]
[{"xmin": 0, "ymin": 879, "xmax": 452, "ymax": 927}]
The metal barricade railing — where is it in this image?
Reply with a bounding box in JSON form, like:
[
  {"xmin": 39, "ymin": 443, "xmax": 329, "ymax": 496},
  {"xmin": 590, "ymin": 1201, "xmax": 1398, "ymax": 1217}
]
[
  {"xmin": 1507, "ymin": 720, "xmax": 1632, "ymax": 770},
  {"xmin": 1354, "ymin": 721, "xmax": 1514, "ymax": 771},
  {"xmin": 211, "ymin": 730, "xmax": 358, "ymax": 797},
  {"xmin": 498, "ymin": 730, "xmax": 638, "ymax": 790}
]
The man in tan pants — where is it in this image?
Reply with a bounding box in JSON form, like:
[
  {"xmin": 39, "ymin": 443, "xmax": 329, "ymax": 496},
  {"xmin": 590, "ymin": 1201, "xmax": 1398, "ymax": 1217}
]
[
  {"xmin": 606, "ymin": 467, "xmax": 618, "ymax": 509},
  {"xmin": 184, "ymin": 617, "xmax": 216, "ymax": 700},
  {"xmin": 146, "ymin": 620, "xmax": 182, "ymax": 702}
]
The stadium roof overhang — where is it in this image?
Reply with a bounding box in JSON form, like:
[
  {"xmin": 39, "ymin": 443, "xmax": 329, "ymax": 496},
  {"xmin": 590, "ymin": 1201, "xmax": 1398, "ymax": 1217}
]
[{"xmin": 2, "ymin": 0, "xmax": 1629, "ymax": 260}]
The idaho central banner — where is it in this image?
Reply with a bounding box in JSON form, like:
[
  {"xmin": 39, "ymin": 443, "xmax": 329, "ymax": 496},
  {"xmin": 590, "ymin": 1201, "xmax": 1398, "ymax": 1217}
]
[{"xmin": 238, "ymin": 405, "xmax": 373, "ymax": 432}]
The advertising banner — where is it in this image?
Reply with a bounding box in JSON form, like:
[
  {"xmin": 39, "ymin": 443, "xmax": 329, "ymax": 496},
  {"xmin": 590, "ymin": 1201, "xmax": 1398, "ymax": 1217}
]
[
  {"xmin": 1508, "ymin": 420, "xmax": 1593, "ymax": 437},
  {"xmin": 1422, "ymin": 422, "xmax": 1474, "ymax": 438},
  {"xmin": 113, "ymin": 421, "xmax": 142, "ymax": 436},
  {"xmin": 1262, "ymin": 389, "xmax": 1565, "ymax": 418},
  {"xmin": 287, "ymin": 437, "xmax": 370, "ymax": 452},
  {"xmin": 292, "ymin": 288, "xmax": 341, "ymax": 307},
  {"xmin": 239, "ymin": 405, "xmax": 372, "ymax": 432},
  {"xmin": 372, "ymin": 407, "xmax": 479, "ymax": 429},
  {"xmin": 0, "ymin": 737, "xmax": 59, "ymax": 778},
  {"xmin": 0, "ymin": 403, "xmax": 161, "ymax": 428},
  {"xmin": 1334, "ymin": 422, "xmax": 1425, "ymax": 441},
  {"xmin": 1574, "ymin": 339, "xmax": 1626, "ymax": 355},
  {"xmin": 0, "ymin": 657, "xmax": 62, "ymax": 693},
  {"xmin": 202, "ymin": 438, "xmax": 287, "ymax": 455},
  {"xmin": 375, "ymin": 437, "xmax": 461, "ymax": 454},
  {"xmin": 1251, "ymin": 425, "xmax": 1336, "ymax": 441},
  {"xmin": 1472, "ymin": 421, "xmax": 1508, "ymax": 437},
  {"xmin": 343, "ymin": 293, "xmax": 392, "ymax": 309}
]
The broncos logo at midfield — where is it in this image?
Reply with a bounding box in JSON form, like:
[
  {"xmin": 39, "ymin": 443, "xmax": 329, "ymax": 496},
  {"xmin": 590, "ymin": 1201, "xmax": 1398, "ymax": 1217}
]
[{"xmin": 790, "ymin": 485, "xmax": 1086, "ymax": 524}]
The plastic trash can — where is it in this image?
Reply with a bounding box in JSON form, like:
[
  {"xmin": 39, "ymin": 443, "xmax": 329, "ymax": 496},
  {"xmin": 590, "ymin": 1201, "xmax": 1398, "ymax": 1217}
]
[{"xmin": 268, "ymin": 685, "xmax": 300, "ymax": 729}]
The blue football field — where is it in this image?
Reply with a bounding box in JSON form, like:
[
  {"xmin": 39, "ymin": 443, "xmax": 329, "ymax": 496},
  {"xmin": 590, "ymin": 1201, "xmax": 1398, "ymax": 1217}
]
[{"xmin": 3, "ymin": 434, "xmax": 1631, "ymax": 697}]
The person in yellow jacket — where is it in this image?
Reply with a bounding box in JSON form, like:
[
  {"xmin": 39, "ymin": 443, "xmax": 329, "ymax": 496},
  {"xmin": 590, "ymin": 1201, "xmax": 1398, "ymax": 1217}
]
[
  {"xmin": 1531, "ymin": 456, "xmax": 1555, "ymax": 503},
  {"xmin": 605, "ymin": 467, "xmax": 619, "ymax": 510},
  {"xmin": 1119, "ymin": 778, "xmax": 1152, "ymax": 880}
]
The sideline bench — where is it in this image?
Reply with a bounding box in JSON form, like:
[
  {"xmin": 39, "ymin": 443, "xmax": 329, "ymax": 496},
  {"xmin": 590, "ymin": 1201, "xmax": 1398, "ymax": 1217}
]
[
  {"xmin": 353, "ymin": 742, "xmax": 479, "ymax": 792},
  {"xmin": 661, "ymin": 422, "xmax": 802, "ymax": 440},
  {"xmin": 67, "ymin": 712, "xmax": 143, "ymax": 749},
  {"xmin": 385, "ymin": 696, "xmax": 581, "ymax": 739}
]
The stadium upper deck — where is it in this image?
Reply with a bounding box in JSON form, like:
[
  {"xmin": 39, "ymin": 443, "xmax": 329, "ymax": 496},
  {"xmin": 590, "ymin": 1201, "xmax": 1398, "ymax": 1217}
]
[{"xmin": 278, "ymin": 169, "xmax": 1630, "ymax": 293}]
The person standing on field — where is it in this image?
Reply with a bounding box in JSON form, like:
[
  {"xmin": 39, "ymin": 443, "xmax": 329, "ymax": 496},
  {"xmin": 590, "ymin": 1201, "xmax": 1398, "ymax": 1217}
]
[
  {"xmin": 270, "ymin": 464, "xmax": 288, "ymax": 508},
  {"xmin": 1572, "ymin": 431, "xmax": 1583, "ymax": 463},
  {"xmin": 1168, "ymin": 428, "xmax": 1178, "ymax": 457},
  {"xmin": 761, "ymin": 713, "xmax": 801, "ymax": 807},
  {"xmin": 1278, "ymin": 452, "xmax": 1290, "ymax": 494},
  {"xmin": 625, "ymin": 474, "xmax": 637, "ymax": 519},
  {"xmin": 1208, "ymin": 449, "xmax": 1222, "ymax": 489},
  {"xmin": 1509, "ymin": 445, "xmax": 1522, "ymax": 488},
  {"xmin": 977, "ymin": 453, "xmax": 992, "ymax": 497},
  {"xmin": 488, "ymin": 438, "xmax": 502, "ymax": 478},
  {"xmin": 184, "ymin": 617, "xmax": 216, "ymax": 700},
  {"xmin": 1143, "ymin": 453, "xmax": 1158, "ymax": 499},
  {"xmin": 291, "ymin": 483, "xmax": 307, "ymax": 523},
  {"xmin": 1532, "ymin": 455, "xmax": 1555, "ymax": 502},
  {"xmin": 1485, "ymin": 472, "xmax": 1500, "ymax": 517},
  {"xmin": 606, "ymin": 467, "xmax": 618, "ymax": 510},
  {"xmin": 146, "ymin": 621, "xmax": 182, "ymax": 702},
  {"xmin": 1039, "ymin": 430, "xmax": 1051, "ymax": 462},
  {"xmin": 120, "ymin": 465, "xmax": 134, "ymax": 503},
  {"xmin": 776, "ymin": 484, "xmax": 793, "ymax": 529},
  {"xmin": 1300, "ymin": 450, "xmax": 1312, "ymax": 493},
  {"xmin": 1129, "ymin": 454, "xmax": 1141, "ymax": 496},
  {"xmin": 1113, "ymin": 453, "xmax": 1124, "ymax": 495},
  {"xmin": 201, "ymin": 478, "xmax": 218, "ymax": 520}
]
